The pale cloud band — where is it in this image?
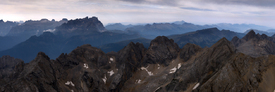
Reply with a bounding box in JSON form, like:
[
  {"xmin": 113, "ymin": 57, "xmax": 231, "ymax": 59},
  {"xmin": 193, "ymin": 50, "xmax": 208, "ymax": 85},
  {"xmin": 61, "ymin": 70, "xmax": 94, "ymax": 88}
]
[{"xmin": 0, "ymin": 0, "xmax": 274, "ymax": 28}]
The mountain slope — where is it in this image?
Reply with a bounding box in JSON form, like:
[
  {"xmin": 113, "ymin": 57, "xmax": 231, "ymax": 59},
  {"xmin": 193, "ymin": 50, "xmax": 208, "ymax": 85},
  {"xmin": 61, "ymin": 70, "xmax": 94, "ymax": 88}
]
[
  {"xmin": 0, "ymin": 20, "xmax": 18, "ymax": 36},
  {"xmin": 0, "ymin": 32, "xmax": 65, "ymax": 62},
  {"xmin": 1, "ymin": 36, "xmax": 275, "ymax": 92},
  {"xmin": 231, "ymin": 30, "xmax": 275, "ymax": 57},
  {"xmin": 0, "ymin": 17, "xmax": 141, "ymax": 62},
  {"xmin": 7, "ymin": 19, "xmax": 67, "ymax": 37},
  {"xmin": 98, "ymin": 38, "xmax": 151, "ymax": 53},
  {"xmin": 0, "ymin": 19, "xmax": 67, "ymax": 51}
]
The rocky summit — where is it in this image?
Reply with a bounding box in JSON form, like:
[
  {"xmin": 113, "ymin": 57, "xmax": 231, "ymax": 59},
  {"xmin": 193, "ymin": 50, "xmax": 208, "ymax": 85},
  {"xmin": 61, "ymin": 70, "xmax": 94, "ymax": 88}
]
[
  {"xmin": 232, "ymin": 30, "xmax": 275, "ymax": 57},
  {"xmin": 1, "ymin": 35, "xmax": 275, "ymax": 92}
]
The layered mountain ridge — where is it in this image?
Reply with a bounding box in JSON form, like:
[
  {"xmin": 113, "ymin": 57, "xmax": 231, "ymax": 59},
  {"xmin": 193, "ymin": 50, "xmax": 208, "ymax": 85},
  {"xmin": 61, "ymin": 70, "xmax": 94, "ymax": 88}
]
[
  {"xmin": 232, "ymin": 30, "xmax": 275, "ymax": 57},
  {"xmin": 1, "ymin": 34, "xmax": 275, "ymax": 92}
]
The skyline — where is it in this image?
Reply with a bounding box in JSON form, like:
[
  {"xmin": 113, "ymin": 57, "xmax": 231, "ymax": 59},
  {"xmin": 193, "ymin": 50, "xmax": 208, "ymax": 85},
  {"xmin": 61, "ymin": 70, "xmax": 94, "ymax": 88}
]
[{"xmin": 1, "ymin": 0, "xmax": 275, "ymax": 28}]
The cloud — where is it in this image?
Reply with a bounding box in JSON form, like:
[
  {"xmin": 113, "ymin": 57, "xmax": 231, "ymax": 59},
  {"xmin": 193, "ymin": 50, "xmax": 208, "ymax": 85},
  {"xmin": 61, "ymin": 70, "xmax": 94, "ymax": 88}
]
[
  {"xmin": 194, "ymin": 0, "xmax": 275, "ymax": 7},
  {"xmin": 117, "ymin": 0, "xmax": 179, "ymax": 6},
  {"xmin": 180, "ymin": 7, "xmax": 214, "ymax": 11}
]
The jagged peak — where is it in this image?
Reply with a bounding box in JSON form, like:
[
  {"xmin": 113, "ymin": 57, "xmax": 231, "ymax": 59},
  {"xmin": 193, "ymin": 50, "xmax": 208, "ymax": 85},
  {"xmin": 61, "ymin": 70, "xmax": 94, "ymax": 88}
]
[
  {"xmin": 181, "ymin": 43, "xmax": 202, "ymax": 50},
  {"xmin": 55, "ymin": 16, "xmax": 106, "ymax": 36},
  {"xmin": 118, "ymin": 42, "xmax": 146, "ymax": 54},
  {"xmin": 150, "ymin": 36, "xmax": 178, "ymax": 48},
  {"xmin": 36, "ymin": 52, "xmax": 50, "ymax": 60},
  {"xmin": 211, "ymin": 37, "xmax": 235, "ymax": 53},
  {"xmin": 242, "ymin": 30, "xmax": 256, "ymax": 41},
  {"xmin": 180, "ymin": 43, "xmax": 202, "ymax": 61},
  {"xmin": 69, "ymin": 44, "xmax": 104, "ymax": 56},
  {"xmin": 231, "ymin": 36, "xmax": 239, "ymax": 43}
]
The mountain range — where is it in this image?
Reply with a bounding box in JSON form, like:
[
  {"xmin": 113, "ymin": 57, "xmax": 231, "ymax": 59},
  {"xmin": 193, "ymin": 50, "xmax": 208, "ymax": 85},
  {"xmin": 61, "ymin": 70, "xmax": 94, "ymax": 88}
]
[
  {"xmin": 0, "ymin": 20, "xmax": 18, "ymax": 36},
  {"xmin": 0, "ymin": 18, "xmax": 68, "ymax": 51},
  {"xmin": 1, "ymin": 16, "xmax": 275, "ymax": 92},
  {"xmin": 105, "ymin": 21, "xmax": 274, "ymax": 39},
  {"xmin": 1, "ymin": 32, "xmax": 275, "ymax": 91},
  {"xmin": 0, "ymin": 17, "xmax": 140, "ymax": 62},
  {"xmin": 0, "ymin": 27, "xmax": 245, "ymax": 62}
]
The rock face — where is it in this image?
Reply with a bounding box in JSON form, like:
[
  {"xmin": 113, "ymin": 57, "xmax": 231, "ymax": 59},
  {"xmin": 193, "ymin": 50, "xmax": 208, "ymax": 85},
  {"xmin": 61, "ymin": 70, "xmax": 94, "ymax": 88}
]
[
  {"xmin": 143, "ymin": 36, "xmax": 180, "ymax": 66},
  {"xmin": 1, "ymin": 36, "xmax": 275, "ymax": 92},
  {"xmin": 55, "ymin": 16, "xmax": 106, "ymax": 38},
  {"xmin": 231, "ymin": 30, "xmax": 275, "ymax": 57},
  {"xmin": 6, "ymin": 19, "xmax": 67, "ymax": 37},
  {"xmin": 0, "ymin": 56, "xmax": 24, "ymax": 86}
]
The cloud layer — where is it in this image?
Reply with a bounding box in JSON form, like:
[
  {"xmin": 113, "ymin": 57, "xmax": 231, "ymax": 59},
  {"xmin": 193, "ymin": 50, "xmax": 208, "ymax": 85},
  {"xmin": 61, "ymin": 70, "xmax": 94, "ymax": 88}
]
[{"xmin": 0, "ymin": 0, "xmax": 274, "ymax": 28}]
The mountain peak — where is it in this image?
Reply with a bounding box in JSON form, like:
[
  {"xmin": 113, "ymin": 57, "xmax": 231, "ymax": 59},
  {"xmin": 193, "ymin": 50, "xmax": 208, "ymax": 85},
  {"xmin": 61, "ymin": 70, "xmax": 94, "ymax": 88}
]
[
  {"xmin": 242, "ymin": 30, "xmax": 256, "ymax": 41},
  {"xmin": 196, "ymin": 27, "xmax": 219, "ymax": 34},
  {"xmin": 211, "ymin": 37, "xmax": 235, "ymax": 53},
  {"xmin": 55, "ymin": 16, "xmax": 106, "ymax": 37},
  {"xmin": 36, "ymin": 52, "xmax": 50, "ymax": 61},
  {"xmin": 150, "ymin": 36, "xmax": 176, "ymax": 47},
  {"xmin": 231, "ymin": 36, "xmax": 239, "ymax": 42},
  {"xmin": 180, "ymin": 43, "xmax": 202, "ymax": 61},
  {"xmin": 143, "ymin": 36, "xmax": 180, "ymax": 66}
]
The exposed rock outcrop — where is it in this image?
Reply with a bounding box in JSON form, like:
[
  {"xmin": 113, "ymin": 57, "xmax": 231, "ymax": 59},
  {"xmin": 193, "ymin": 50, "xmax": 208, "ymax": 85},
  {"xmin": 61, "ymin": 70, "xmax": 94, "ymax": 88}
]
[
  {"xmin": 231, "ymin": 30, "xmax": 275, "ymax": 57},
  {"xmin": 1, "ymin": 36, "xmax": 275, "ymax": 92},
  {"xmin": 55, "ymin": 16, "xmax": 106, "ymax": 38},
  {"xmin": 143, "ymin": 36, "xmax": 180, "ymax": 66}
]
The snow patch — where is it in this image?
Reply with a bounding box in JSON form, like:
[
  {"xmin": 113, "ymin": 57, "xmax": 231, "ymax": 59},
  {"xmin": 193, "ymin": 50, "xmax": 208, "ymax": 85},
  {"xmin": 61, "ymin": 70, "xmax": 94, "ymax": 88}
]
[
  {"xmin": 109, "ymin": 58, "xmax": 114, "ymax": 63},
  {"xmin": 83, "ymin": 63, "xmax": 88, "ymax": 69},
  {"xmin": 155, "ymin": 87, "xmax": 161, "ymax": 91},
  {"xmin": 102, "ymin": 75, "xmax": 107, "ymax": 84},
  {"xmin": 192, "ymin": 83, "xmax": 200, "ymax": 90},
  {"xmin": 108, "ymin": 70, "xmax": 114, "ymax": 76},
  {"xmin": 135, "ymin": 79, "xmax": 142, "ymax": 84},
  {"xmin": 157, "ymin": 64, "xmax": 160, "ymax": 69},
  {"xmin": 65, "ymin": 81, "xmax": 75, "ymax": 86},
  {"xmin": 71, "ymin": 90, "xmax": 74, "ymax": 92},
  {"xmin": 169, "ymin": 67, "xmax": 177, "ymax": 73},
  {"xmin": 141, "ymin": 66, "xmax": 154, "ymax": 76},
  {"xmin": 177, "ymin": 63, "xmax": 181, "ymax": 69},
  {"xmin": 43, "ymin": 29, "xmax": 56, "ymax": 32}
]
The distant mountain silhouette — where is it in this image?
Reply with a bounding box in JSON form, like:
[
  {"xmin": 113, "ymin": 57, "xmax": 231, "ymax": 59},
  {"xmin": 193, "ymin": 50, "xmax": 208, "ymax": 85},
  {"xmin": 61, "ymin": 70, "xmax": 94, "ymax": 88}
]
[
  {"xmin": 6, "ymin": 18, "xmax": 67, "ymax": 38},
  {"xmin": 54, "ymin": 16, "xmax": 106, "ymax": 38},
  {"xmin": 0, "ymin": 20, "xmax": 18, "ymax": 36},
  {"xmin": 0, "ymin": 17, "xmax": 140, "ymax": 62},
  {"xmin": 105, "ymin": 23, "xmax": 134, "ymax": 31},
  {"xmin": 244, "ymin": 29, "xmax": 275, "ymax": 36},
  {"xmin": 125, "ymin": 22, "xmax": 207, "ymax": 38},
  {"xmin": 0, "ymin": 19, "xmax": 67, "ymax": 51},
  {"xmin": 168, "ymin": 28, "xmax": 245, "ymax": 48},
  {"xmin": 206, "ymin": 23, "xmax": 271, "ymax": 33}
]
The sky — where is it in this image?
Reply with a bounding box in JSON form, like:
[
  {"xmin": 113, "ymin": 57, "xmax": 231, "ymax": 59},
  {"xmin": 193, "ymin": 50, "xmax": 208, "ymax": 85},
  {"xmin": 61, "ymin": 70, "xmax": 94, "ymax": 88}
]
[{"xmin": 0, "ymin": 0, "xmax": 275, "ymax": 28}]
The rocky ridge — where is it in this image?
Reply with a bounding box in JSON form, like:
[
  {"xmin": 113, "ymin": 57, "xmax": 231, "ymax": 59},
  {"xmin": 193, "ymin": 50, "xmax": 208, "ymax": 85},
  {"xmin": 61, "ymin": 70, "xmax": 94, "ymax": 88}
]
[
  {"xmin": 0, "ymin": 35, "xmax": 275, "ymax": 92},
  {"xmin": 231, "ymin": 30, "xmax": 275, "ymax": 57}
]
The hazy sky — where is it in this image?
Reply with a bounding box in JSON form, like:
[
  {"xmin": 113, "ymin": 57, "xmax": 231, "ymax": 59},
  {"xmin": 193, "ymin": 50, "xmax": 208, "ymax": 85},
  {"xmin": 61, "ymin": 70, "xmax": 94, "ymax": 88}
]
[{"xmin": 1, "ymin": 0, "xmax": 275, "ymax": 28}]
